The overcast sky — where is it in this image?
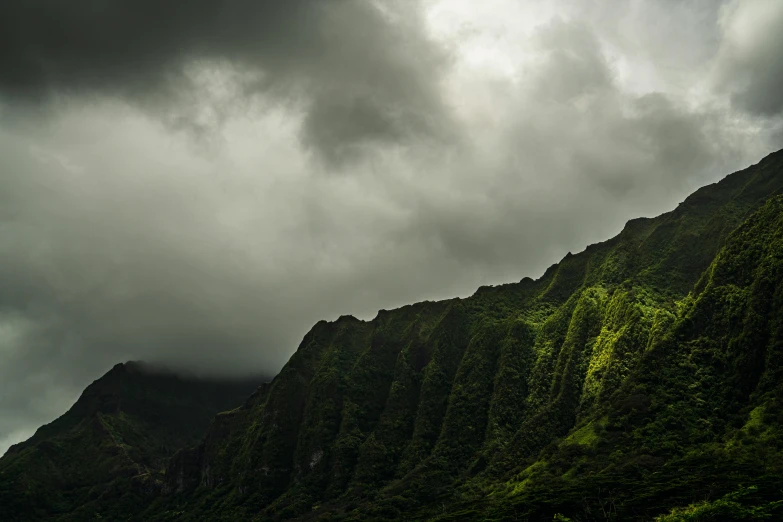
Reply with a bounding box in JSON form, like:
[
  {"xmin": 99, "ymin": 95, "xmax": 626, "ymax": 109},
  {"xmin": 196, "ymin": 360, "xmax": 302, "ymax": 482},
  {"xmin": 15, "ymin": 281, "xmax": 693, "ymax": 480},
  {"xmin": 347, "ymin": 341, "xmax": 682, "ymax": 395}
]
[{"xmin": 1, "ymin": 0, "xmax": 782, "ymax": 455}]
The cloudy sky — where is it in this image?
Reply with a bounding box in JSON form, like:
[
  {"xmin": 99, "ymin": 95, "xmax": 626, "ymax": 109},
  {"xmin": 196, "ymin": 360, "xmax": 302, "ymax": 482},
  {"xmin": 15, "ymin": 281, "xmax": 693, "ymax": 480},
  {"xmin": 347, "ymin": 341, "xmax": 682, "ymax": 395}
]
[{"xmin": 1, "ymin": 0, "xmax": 782, "ymax": 454}]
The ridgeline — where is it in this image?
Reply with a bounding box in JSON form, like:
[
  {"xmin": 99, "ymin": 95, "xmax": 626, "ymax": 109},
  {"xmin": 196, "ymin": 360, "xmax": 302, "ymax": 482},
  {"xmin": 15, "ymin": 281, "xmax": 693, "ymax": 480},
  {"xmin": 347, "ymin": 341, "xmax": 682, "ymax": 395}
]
[{"xmin": 3, "ymin": 150, "xmax": 783, "ymax": 521}]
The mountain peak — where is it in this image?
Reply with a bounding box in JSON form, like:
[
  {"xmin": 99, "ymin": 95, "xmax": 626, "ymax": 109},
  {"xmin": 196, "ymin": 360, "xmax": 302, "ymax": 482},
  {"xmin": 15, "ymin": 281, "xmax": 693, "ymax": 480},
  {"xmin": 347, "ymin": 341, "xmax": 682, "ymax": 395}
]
[{"xmin": 0, "ymin": 362, "xmax": 265, "ymax": 518}]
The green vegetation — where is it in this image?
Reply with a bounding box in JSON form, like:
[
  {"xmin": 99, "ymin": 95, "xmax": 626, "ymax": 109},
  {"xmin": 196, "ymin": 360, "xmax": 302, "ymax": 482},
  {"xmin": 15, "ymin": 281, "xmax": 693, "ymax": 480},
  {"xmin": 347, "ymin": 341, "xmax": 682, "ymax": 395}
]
[
  {"xmin": 0, "ymin": 362, "xmax": 262, "ymax": 522},
  {"xmin": 654, "ymin": 487, "xmax": 783, "ymax": 521},
  {"xmin": 3, "ymin": 149, "xmax": 783, "ymax": 521}
]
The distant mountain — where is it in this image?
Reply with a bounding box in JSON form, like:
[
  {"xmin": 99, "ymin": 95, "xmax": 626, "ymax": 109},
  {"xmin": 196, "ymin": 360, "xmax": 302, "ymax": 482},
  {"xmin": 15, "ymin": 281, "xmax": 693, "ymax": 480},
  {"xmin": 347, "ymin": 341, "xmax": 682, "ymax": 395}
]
[
  {"xmin": 3, "ymin": 149, "xmax": 783, "ymax": 521},
  {"xmin": 0, "ymin": 361, "xmax": 265, "ymax": 521}
]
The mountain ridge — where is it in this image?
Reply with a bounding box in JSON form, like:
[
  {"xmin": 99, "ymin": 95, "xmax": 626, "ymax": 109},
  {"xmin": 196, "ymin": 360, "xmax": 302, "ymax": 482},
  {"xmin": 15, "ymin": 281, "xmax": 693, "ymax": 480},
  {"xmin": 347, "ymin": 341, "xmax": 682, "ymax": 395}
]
[
  {"xmin": 149, "ymin": 149, "xmax": 783, "ymax": 521},
  {"xmin": 2, "ymin": 149, "xmax": 783, "ymax": 521}
]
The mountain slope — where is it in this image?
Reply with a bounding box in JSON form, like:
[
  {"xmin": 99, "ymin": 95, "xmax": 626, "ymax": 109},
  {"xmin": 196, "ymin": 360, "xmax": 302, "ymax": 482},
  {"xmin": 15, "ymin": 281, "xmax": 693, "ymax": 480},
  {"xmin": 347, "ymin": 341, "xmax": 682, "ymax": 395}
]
[
  {"xmin": 0, "ymin": 362, "xmax": 264, "ymax": 522},
  {"xmin": 471, "ymin": 192, "xmax": 783, "ymax": 521},
  {"xmin": 148, "ymin": 150, "xmax": 783, "ymax": 521}
]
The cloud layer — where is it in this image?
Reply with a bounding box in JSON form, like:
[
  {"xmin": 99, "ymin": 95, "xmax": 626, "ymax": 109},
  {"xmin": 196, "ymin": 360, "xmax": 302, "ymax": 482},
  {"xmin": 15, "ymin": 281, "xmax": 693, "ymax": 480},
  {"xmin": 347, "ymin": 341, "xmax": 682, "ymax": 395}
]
[
  {"xmin": 1, "ymin": 0, "xmax": 782, "ymax": 454},
  {"xmin": 0, "ymin": 0, "xmax": 455, "ymax": 165}
]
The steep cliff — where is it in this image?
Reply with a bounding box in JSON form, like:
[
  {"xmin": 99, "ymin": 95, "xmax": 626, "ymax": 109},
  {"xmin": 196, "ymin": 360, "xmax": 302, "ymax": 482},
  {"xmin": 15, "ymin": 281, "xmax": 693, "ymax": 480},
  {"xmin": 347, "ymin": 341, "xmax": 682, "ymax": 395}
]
[{"xmin": 147, "ymin": 150, "xmax": 783, "ymax": 521}]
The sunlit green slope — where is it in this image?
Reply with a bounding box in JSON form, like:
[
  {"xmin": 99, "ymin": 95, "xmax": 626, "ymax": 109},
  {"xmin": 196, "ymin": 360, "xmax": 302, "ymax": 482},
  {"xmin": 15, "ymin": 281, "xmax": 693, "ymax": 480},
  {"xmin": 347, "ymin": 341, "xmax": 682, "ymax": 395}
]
[{"xmin": 147, "ymin": 150, "xmax": 783, "ymax": 521}]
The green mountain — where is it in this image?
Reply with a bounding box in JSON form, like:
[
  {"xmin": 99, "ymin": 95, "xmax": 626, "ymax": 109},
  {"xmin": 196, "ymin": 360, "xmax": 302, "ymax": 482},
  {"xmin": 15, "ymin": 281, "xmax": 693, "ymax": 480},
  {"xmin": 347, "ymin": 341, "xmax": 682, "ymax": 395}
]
[
  {"xmin": 146, "ymin": 149, "xmax": 783, "ymax": 521},
  {"xmin": 4, "ymin": 149, "xmax": 783, "ymax": 521},
  {"xmin": 0, "ymin": 362, "xmax": 264, "ymax": 522}
]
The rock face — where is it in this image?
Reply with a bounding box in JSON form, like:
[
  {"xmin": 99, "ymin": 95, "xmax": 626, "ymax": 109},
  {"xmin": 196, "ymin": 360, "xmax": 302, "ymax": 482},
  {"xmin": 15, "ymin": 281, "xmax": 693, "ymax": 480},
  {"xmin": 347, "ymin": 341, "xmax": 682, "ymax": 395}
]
[
  {"xmin": 4, "ymin": 150, "xmax": 783, "ymax": 521},
  {"xmin": 0, "ymin": 361, "xmax": 264, "ymax": 522}
]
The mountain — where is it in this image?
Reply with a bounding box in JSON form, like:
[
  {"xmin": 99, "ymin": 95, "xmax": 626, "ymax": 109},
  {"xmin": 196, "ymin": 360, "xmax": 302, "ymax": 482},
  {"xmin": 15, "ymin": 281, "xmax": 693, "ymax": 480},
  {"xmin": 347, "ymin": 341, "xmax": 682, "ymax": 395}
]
[
  {"xmin": 3, "ymin": 149, "xmax": 783, "ymax": 521},
  {"xmin": 148, "ymin": 149, "xmax": 783, "ymax": 521},
  {"xmin": 0, "ymin": 362, "xmax": 264, "ymax": 522}
]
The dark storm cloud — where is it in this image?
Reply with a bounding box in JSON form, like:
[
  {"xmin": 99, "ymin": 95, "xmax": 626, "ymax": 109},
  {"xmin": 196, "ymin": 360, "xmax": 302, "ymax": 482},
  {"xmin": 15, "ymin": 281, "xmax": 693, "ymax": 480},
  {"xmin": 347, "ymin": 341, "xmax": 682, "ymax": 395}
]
[
  {"xmin": 0, "ymin": 0, "xmax": 453, "ymax": 165},
  {"xmin": 400, "ymin": 18, "xmax": 749, "ymax": 275}
]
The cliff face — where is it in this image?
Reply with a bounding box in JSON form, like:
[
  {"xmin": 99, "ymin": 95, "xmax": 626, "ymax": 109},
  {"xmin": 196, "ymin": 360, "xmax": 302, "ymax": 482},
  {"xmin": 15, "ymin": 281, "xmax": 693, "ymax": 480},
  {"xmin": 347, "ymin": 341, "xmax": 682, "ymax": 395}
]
[
  {"xmin": 154, "ymin": 151, "xmax": 783, "ymax": 521},
  {"xmin": 0, "ymin": 362, "xmax": 264, "ymax": 522}
]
